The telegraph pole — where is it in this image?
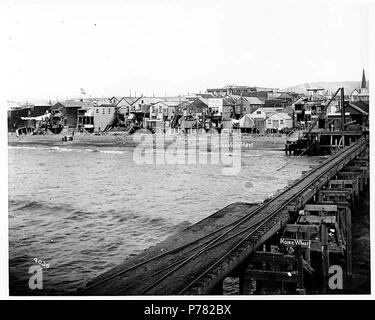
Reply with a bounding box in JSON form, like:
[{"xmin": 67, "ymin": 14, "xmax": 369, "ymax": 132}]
[{"xmin": 340, "ymin": 87, "xmax": 345, "ymax": 147}]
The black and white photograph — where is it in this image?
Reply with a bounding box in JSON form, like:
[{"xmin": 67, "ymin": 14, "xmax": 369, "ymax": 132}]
[{"xmin": 1, "ymin": 0, "xmax": 373, "ymax": 299}]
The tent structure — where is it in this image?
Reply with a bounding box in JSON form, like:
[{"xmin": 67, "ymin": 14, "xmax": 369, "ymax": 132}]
[{"xmin": 239, "ymin": 114, "xmax": 255, "ymax": 128}]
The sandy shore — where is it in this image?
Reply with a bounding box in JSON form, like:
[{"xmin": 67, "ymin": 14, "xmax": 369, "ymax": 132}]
[{"xmin": 8, "ymin": 132, "xmax": 287, "ymax": 150}]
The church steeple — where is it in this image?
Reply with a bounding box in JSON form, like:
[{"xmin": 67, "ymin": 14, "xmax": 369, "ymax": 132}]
[{"xmin": 361, "ymin": 68, "xmax": 367, "ymax": 89}]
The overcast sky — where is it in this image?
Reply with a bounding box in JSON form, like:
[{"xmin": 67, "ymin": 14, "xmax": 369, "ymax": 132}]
[{"xmin": 1, "ymin": 0, "xmax": 371, "ymax": 100}]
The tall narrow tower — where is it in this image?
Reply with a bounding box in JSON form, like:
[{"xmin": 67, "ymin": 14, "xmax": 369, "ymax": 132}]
[{"xmin": 361, "ymin": 68, "xmax": 367, "ymax": 89}]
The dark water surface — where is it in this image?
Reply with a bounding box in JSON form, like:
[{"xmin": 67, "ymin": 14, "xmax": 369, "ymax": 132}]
[{"xmin": 8, "ymin": 144, "xmax": 369, "ymax": 295}]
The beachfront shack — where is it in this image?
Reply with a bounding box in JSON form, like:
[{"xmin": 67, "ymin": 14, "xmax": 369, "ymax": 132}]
[
  {"xmin": 93, "ymin": 103, "xmax": 117, "ymax": 132},
  {"xmin": 265, "ymin": 112, "xmax": 293, "ymax": 131},
  {"xmin": 61, "ymin": 100, "xmax": 88, "ymax": 128},
  {"xmin": 250, "ymin": 108, "xmax": 268, "ymax": 134}
]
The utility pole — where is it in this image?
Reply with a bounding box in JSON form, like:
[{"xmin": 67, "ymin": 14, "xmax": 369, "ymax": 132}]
[
  {"xmin": 340, "ymin": 87, "xmax": 345, "ymax": 147},
  {"xmin": 340, "ymin": 87, "xmax": 345, "ymax": 131}
]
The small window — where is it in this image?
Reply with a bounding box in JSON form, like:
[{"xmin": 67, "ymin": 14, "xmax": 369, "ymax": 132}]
[
  {"xmin": 280, "ymin": 120, "xmax": 284, "ymax": 124},
  {"xmin": 102, "ymin": 108, "xmax": 105, "ymax": 114},
  {"xmin": 267, "ymin": 120, "xmax": 271, "ymax": 124},
  {"xmin": 257, "ymin": 111, "xmax": 261, "ymax": 114},
  {"xmin": 96, "ymin": 109, "xmax": 99, "ymax": 113},
  {"xmin": 108, "ymin": 108, "xmax": 111, "ymax": 114}
]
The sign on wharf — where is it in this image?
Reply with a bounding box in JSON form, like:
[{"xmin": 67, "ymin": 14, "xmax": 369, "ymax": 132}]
[{"xmin": 279, "ymin": 238, "xmax": 311, "ymax": 248}]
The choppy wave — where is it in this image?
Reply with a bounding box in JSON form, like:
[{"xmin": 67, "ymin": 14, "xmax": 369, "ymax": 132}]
[
  {"xmin": 9, "ymin": 199, "xmax": 72, "ymax": 214},
  {"xmin": 9, "ymin": 144, "xmax": 368, "ymax": 295},
  {"xmin": 100, "ymin": 150, "xmax": 125, "ymax": 154},
  {"xmin": 8, "ymin": 146, "xmax": 48, "ymax": 150},
  {"xmin": 9, "ymin": 145, "xmax": 128, "ymax": 155}
]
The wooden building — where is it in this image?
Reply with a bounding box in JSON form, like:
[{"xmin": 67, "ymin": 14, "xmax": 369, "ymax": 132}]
[{"xmin": 266, "ymin": 113, "xmax": 293, "ymax": 130}]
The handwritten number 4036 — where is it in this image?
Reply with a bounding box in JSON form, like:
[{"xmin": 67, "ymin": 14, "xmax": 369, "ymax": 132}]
[{"xmin": 33, "ymin": 258, "xmax": 50, "ymax": 269}]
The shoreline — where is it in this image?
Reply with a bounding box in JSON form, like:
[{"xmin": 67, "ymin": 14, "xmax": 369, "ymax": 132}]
[{"xmin": 8, "ymin": 132, "xmax": 287, "ymax": 151}]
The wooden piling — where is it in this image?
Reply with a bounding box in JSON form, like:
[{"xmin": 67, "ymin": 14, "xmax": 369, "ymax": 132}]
[
  {"xmin": 239, "ymin": 273, "xmax": 245, "ymax": 294},
  {"xmin": 321, "ymin": 223, "xmax": 329, "ymax": 293},
  {"xmin": 346, "ymin": 207, "xmax": 352, "ymax": 283},
  {"xmin": 212, "ymin": 280, "xmax": 223, "ymax": 295},
  {"xmin": 240, "ymin": 275, "xmax": 255, "ymax": 295},
  {"xmin": 296, "ymin": 251, "xmax": 305, "ymax": 294}
]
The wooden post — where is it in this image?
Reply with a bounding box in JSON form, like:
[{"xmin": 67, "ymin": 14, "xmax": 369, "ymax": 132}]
[
  {"xmin": 321, "ymin": 223, "xmax": 329, "ymax": 293},
  {"xmin": 346, "ymin": 207, "xmax": 352, "ymax": 283},
  {"xmin": 239, "ymin": 271, "xmax": 253, "ymax": 295},
  {"xmin": 212, "ymin": 280, "xmax": 223, "ymax": 295},
  {"xmin": 239, "ymin": 273, "xmax": 245, "ymax": 294},
  {"xmin": 240, "ymin": 276, "xmax": 255, "ymax": 295},
  {"xmin": 262, "ymin": 244, "xmax": 267, "ymax": 269},
  {"xmin": 305, "ymin": 241, "xmax": 311, "ymax": 265},
  {"xmin": 281, "ymin": 281, "xmax": 285, "ymax": 294},
  {"xmin": 318, "ymin": 192, "xmax": 323, "ymax": 203},
  {"xmin": 340, "ymin": 88, "xmax": 345, "ymax": 134},
  {"xmin": 296, "ymin": 250, "xmax": 305, "ymax": 294}
]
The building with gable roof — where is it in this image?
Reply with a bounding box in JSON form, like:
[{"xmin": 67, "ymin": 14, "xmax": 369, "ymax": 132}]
[{"xmin": 265, "ymin": 112, "xmax": 293, "ymax": 130}]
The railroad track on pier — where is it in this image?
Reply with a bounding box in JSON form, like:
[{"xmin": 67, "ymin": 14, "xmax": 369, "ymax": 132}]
[{"xmin": 80, "ymin": 137, "xmax": 367, "ymax": 295}]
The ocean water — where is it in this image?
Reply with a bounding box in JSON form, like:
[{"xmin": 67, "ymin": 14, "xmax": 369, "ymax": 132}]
[{"xmin": 8, "ymin": 143, "xmax": 369, "ymax": 295}]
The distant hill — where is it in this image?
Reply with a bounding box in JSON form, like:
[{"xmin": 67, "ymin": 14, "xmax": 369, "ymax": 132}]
[{"xmin": 283, "ymin": 81, "xmax": 369, "ymax": 94}]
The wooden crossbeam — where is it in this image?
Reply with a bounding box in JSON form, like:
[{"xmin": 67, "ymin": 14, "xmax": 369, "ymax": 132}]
[
  {"xmin": 343, "ymin": 166, "xmax": 369, "ymax": 186},
  {"xmin": 350, "ymin": 160, "xmax": 369, "ymax": 165},
  {"xmin": 304, "ymin": 204, "xmax": 337, "ymax": 212},
  {"xmin": 329, "ymin": 180, "xmax": 359, "ymax": 196},
  {"xmin": 250, "ymin": 251, "xmax": 296, "ymax": 265},
  {"xmin": 246, "ymin": 270, "xmax": 298, "ymax": 283},
  {"xmin": 336, "ymin": 171, "xmax": 361, "ymax": 177},
  {"xmin": 344, "ymin": 165, "xmax": 368, "ymax": 171},
  {"xmin": 317, "ymin": 201, "xmax": 350, "ymax": 208},
  {"xmin": 319, "ymin": 189, "xmax": 352, "ymax": 195},
  {"xmin": 329, "ymin": 179, "xmax": 356, "ymax": 186},
  {"xmin": 336, "ymin": 172, "xmax": 363, "ymax": 191},
  {"xmin": 318, "ymin": 192, "xmax": 352, "ymax": 203},
  {"xmin": 299, "ymin": 215, "xmax": 336, "ymax": 224},
  {"xmin": 355, "ymin": 156, "xmax": 369, "ymax": 161},
  {"xmin": 284, "ymin": 224, "xmax": 319, "ymax": 234},
  {"xmin": 310, "ymin": 240, "xmax": 344, "ymax": 254}
]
